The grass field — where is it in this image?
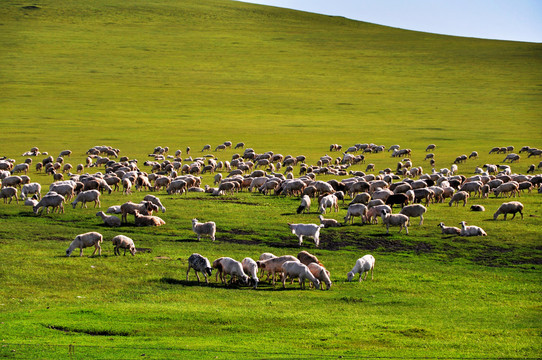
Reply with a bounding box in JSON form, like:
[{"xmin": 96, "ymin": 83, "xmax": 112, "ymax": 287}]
[{"xmin": 1, "ymin": 0, "xmax": 541, "ymax": 359}]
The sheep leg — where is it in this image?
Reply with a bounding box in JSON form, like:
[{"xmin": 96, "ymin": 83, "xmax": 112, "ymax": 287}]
[
  {"xmin": 404, "ymin": 224, "xmax": 409, "ymax": 235},
  {"xmin": 298, "ymin": 235, "xmax": 303, "ymax": 247},
  {"xmin": 386, "ymin": 224, "xmax": 390, "ymax": 235},
  {"xmin": 194, "ymin": 269, "xmax": 201, "ymax": 283},
  {"xmin": 419, "ymin": 215, "xmax": 424, "ymax": 226},
  {"xmin": 79, "ymin": 248, "xmax": 84, "ymax": 257}
]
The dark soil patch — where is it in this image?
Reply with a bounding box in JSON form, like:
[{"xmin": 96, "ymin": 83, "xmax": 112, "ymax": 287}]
[
  {"xmin": 220, "ymin": 235, "xmax": 260, "ymax": 246},
  {"xmin": 45, "ymin": 324, "xmax": 130, "ymax": 336},
  {"xmin": 22, "ymin": 5, "xmax": 41, "ymax": 10},
  {"xmin": 226, "ymin": 228, "xmax": 258, "ymax": 236},
  {"xmin": 135, "ymin": 247, "xmax": 151, "ymax": 253}
]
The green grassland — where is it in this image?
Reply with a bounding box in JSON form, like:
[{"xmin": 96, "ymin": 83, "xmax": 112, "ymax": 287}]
[{"xmin": 0, "ymin": 0, "xmax": 541, "ymax": 358}]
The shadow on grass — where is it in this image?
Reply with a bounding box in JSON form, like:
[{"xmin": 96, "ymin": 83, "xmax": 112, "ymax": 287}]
[{"xmin": 159, "ymin": 277, "xmax": 306, "ymax": 291}]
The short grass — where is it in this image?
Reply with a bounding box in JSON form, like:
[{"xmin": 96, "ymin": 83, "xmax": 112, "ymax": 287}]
[{"xmin": 0, "ymin": 0, "xmax": 541, "ymax": 359}]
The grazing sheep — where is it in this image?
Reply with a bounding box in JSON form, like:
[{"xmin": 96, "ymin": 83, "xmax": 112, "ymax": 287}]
[
  {"xmin": 493, "ymin": 181, "xmax": 520, "ymax": 198},
  {"xmin": 348, "ymin": 192, "xmax": 371, "ymax": 206},
  {"xmin": 120, "ymin": 201, "xmax": 156, "ymax": 223},
  {"xmin": 111, "ymin": 235, "xmax": 136, "ymax": 256},
  {"xmin": 134, "ymin": 210, "xmax": 165, "ymax": 226},
  {"xmin": 344, "ymin": 203, "xmax": 368, "ymax": 224},
  {"xmin": 347, "ymin": 255, "xmax": 375, "ymax": 282},
  {"xmin": 297, "ymin": 250, "xmax": 322, "ymax": 266},
  {"xmin": 425, "ymin": 144, "xmax": 436, "ymax": 152},
  {"xmin": 192, "ymin": 218, "xmax": 216, "ymax": 241},
  {"xmin": 297, "ymin": 195, "xmax": 311, "ymax": 214},
  {"xmin": 143, "ymin": 194, "xmax": 166, "ymax": 213},
  {"xmin": 459, "ymin": 221, "xmax": 487, "ymax": 236},
  {"xmin": 187, "ymin": 253, "xmax": 213, "ymax": 284},
  {"xmin": 380, "ymin": 211, "xmax": 409, "ymax": 235},
  {"xmin": 24, "ymin": 196, "xmax": 39, "ymax": 207},
  {"xmin": 437, "ymin": 222, "xmax": 461, "ymax": 235},
  {"xmin": 66, "ymin": 231, "xmax": 103, "ymax": 257},
  {"xmin": 470, "ymin": 205, "xmax": 485, "ymax": 212},
  {"xmin": 366, "ymin": 205, "xmax": 392, "ymax": 224},
  {"xmin": 96, "ymin": 211, "xmax": 121, "ymax": 227},
  {"xmin": 318, "ymin": 215, "xmax": 341, "ymax": 228},
  {"xmin": 399, "ymin": 204, "xmax": 427, "ymax": 226},
  {"xmin": 242, "ymin": 257, "xmax": 259, "ymax": 289},
  {"xmin": 281, "ymin": 261, "xmax": 320, "ymax": 289},
  {"xmin": 288, "ymin": 223, "xmax": 324, "ymax": 247},
  {"xmin": 493, "ymin": 201, "xmax": 524, "ymax": 220},
  {"xmin": 308, "ymin": 263, "xmax": 332, "ymax": 290},
  {"xmin": 33, "ymin": 193, "xmax": 65, "ymax": 214},
  {"xmin": 319, "ymin": 194, "xmax": 339, "ymax": 214},
  {"xmin": 0, "ymin": 187, "xmax": 18, "ymax": 204},
  {"xmin": 217, "ymin": 257, "xmax": 249, "ymax": 285},
  {"xmin": 71, "ymin": 189, "xmax": 100, "ymax": 209},
  {"xmin": 258, "ymin": 253, "xmax": 277, "ymax": 280},
  {"xmin": 385, "ymin": 193, "xmax": 409, "ymax": 208},
  {"xmin": 448, "ymin": 191, "xmax": 469, "ymax": 207}
]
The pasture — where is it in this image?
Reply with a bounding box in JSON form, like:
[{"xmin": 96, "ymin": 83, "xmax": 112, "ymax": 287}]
[{"xmin": 1, "ymin": 0, "xmax": 541, "ymax": 358}]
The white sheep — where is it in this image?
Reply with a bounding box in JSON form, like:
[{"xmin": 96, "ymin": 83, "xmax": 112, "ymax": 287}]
[
  {"xmin": 0, "ymin": 187, "xmax": 18, "ymax": 204},
  {"xmin": 448, "ymin": 191, "xmax": 469, "ymax": 207},
  {"xmin": 493, "ymin": 201, "xmax": 524, "ymax": 220},
  {"xmin": 318, "ymin": 215, "xmax": 341, "ymax": 228},
  {"xmin": 33, "ymin": 193, "xmax": 65, "ymax": 214},
  {"xmin": 143, "ymin": 194, "xmax": 166, "ymax": 213},
  {"xmin": 288, "ymin": 223, "xmax": 324, "ymax": 247},
  {"xmin": 192, "ymin": 218, "xmax": 216, "ymax": 241},
  {"xmin": 380, "ymin": 211, "xmax": 409, "ymax": 235},
  {"xmin": 96, "ymin": 211, "xmax": 121, "ymax": 227},
  {"xmin": 106, "ymin": 205, "xmax": 122, "ymax": 214},
  {"xmin": 120, "ymin": 201, "xmax": 157, "ymax": 223},
  {"xmin": 437, "ymin": 222, "xmax": 461, "ymax": 235},
  {"xmin": 24, "ymin": 196, "xmax": 39, "ymax": 207},
  {"xmin": 134, "ymin": 210, "xmax": 165, "ymax": 226},
  {"xmin": 459, "ymin": 221, "xmax": 487, "ymax": 236},
  {"xmin": 318, "ymin": 194, "xmax": 338, "ymax": 214},
  {"xmin": 242, "ymin": 257, "xmax": 259, "ymax": 289},
  {"xmin": 308, "ymin": 263, "xmax": 332, "ymax": 290},
  {"xmin": 66, "ymin": 231, "xmax": 103, "ymax": 257},
  {"xmin": 257, "ymin": 255, "xmax": 298, "ymax": 285},
  {"xmin": 347, "ymin": 254, "xmax": 375, "ymax": 282},
  {"xmin": 217, "ymin": 257, "xmax": 249, "ymax": 285},
  {"xmin": 281, "ymin": 261, "xmax": 320, "ymax": 289},
  {"xmin": 344, "ymin": 203, "xmax": 368, "ymax": 224},
  {"xmin": 20, "ymin": 182, "xmax": 41, "ymax": 200},
  {"xmin": 399, "ymin": 204, "xmax": 427, "ymax": 226},
  {"xmin": 297, "ymin": 195, "xmax": 311, "ymax": 214},
  {"xmin": 111, "ymin": 235, "xmax": 136, "ymax": 256},
  {"xmin": 187, "ymin": 253, "xmax": 213, "ymax": 284},
  {"xmin": 71, "ymin": 189, "xmax": 101, "ymax": 209},
  {"xmin": 258, "ymin": 253, "xmax": 277, "ymax": 280}
]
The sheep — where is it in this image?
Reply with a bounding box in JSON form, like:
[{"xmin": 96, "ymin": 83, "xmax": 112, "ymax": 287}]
[
  {"xmin": 308, "ymin": 263, "xmax": 332, "ymax": 290},
  {"xmin": 0, "ymin": 187, "xmax": 18, "ymax": 204},
  {"xmin": 281, "ymin": 261, "xmax": 320, "ymax": 289},
  {"xmin": 33, "ymin": 193, "xmax": 65, "ymax": 214},
  {"xmin": 319, "ymin": 194, "xmax": 338, "ymax": 214},
  {"xmin": 167, "ymin": 179, "xmax": 187, "ymax": 195},
  {"xmin": 120, "ymin": 201, "xmax": 156, "ymax": 223},
  {"xmin": 425, "ymin": 144, "xmax": 436, "ymax": 152},
  {"xmin": 71, "ymin": 189, "xmax": 100, "ymax": 209},
  {"xmin": 448, "ymin": 191, "xmax": 469, "ymax": 207},
  {"xmin": 96, "ymin": 211, "xmax": 121, "ymax": 227},
  {"xmin": 470, "ymin": 205, "xmax": 485, "ymax": 212},
  {"xmin": 24, "ymin": 196, "xmax": 39, "ymax": 207},
  {"xmin": 437, "ymin": 222, "xmax": 461, "ymax": 235},
  {"xmin": 297, "ymin": 195, "xmax": 311, "ymax": 214},
  {"xmin": 459, "ymin": 221, "xmax": 487, "ymax": 236},
  {"xmin": 186, "ymin": 253, "xmax": 213, "ymax": 284},
  {"xmin": 20, "ymin": 182, "xmax": 41, "ymax": 200},
  {"xmin": 111, "ymin": 235, "xmax": 136, "ymax": 256},
  {"xmin": 2, "ymin": 175, "xmax": 22, "ymax": 189},
  {"xmin": 318, "ymin": 214, "xmax": 341, "ymax": 228},
  {"xmin": 143, "ymin": 194, "xmax": 166, "ymax": 213},
  {"xmin": 399, "ymin": 204, "xmax": 427, "ymax": 226},
  {"xmin": 192, "ymin": 218, "xmax": 216, "ymax": 241},
  {"xmin": 288, "ymin": 223, "xmax": 324, "ymax": 247},
  {"xmin": 106, "ymin": 205, "xmax": 122, "ymax": 214},
  {"xmin": 346, "ymin": 254, "xmax": 375, "ymax": 282},
  {"xmin": 385, "ymin": 193, "xmax": 409, "ymax": 208},
  {"xmin": 297, "ymin": 250, "xmax": 322, "ymax": 266},
  {"xmin": 241, "ymin": 257, "xmax": 259, "ymax": 289},
  {"xmin": 493, "ymin": 201, "xmax": 524, "ymax": 220},
  {"xmin": 216, "ymin": 257, "xmax": 249, "ymax": 285},
  {"xmin": 366, "ymin": 204, "xmax": 392, "ymax": 224},
  {"xmin": 66, "ymin": 231, "xmax": 103, "ymax": 257},
  {"xmin": 134, "ymin": 210, "xmax": 165, "ymax": 226},
  {"xmin": 258, "ymin": 252, "xmax": 277, "ymax": 280},
  {"xmin": 344, "ymin": 203, "xmax": 367, "ymax": 224},
  {"xmin": 380, "ymin": 210, "xmax": 409, "ymax": 235},
  {"xmin": 493, "ymin": 181, "xmax": 520, "ymax": 198},
  {"xmin": 348, "ymin": 192, "xmax": 371, "ymax": 205}
]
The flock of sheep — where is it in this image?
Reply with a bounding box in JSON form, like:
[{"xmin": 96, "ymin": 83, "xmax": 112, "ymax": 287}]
[{"xmin": 1, "ymin": 141, "xmax": 540, "ymax": 289}]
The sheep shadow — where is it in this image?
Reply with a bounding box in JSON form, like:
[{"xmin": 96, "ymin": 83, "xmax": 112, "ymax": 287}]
[
  {"xmin": 160, "ymin": 277, "xmax": 226, "ymax": 288},
  {"xmin": 174, "ymin": 238, "xmax": 200, "ymax": 243}
]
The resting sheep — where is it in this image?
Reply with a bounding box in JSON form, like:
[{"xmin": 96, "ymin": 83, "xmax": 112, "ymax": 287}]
[
  {"xmin": 71, "ymin": 189, "xmax": 101, "ymax": 209},
  {"xmin": 96, "ymin": 211, "xmax": 121, "ymax": 227},
  {"xmin": 111, "ymin": 235, "xmax": 136, "ymax": 256},
  {"xmin": 470, "ymin": 205, "xmax": 485, "ymax": 212},
  {"xmin": 288, "ymin": 223, "xmax": 324, "ymax": 247},
  {"xmin": 347, "ymin": 254, "xmax": 375, "ymax": 282},
  {"xmin": 120, "ymin": 201, "xmax": 156, "ymax": 223},
  {"xmin": 493, "ymin": 201, "xmax": 524, "ymax": 220},
  {"xmin": 281, "ymin": 261, "xmax": 320, "ymax": 289},
  {"xmin": 459, "ymin": 221, "xmax": 487, "ymax": 236},
  {"xmin": 437, "ymin": 222, "xmax": 461, "ymax": 235},
  {"xmin": 192, "ymin": 218, "xmax": 216, "ymax": 241},
  {"xmin": 66, "ymin": 231, "xmax": 103, "ymax": 257},
  {"xmin": 134, "ymin": 210, "xmax": 165, "ymax": 226},
  {"xmin": 187, "ymin": 253, "xmax": 213, "ymax": 284},
  {"xmin": 318, "ymin": 215, "xmax": 341, "ymax": 228}
]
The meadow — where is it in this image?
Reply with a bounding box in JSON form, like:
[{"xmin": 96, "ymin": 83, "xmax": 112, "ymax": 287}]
[{"xmin": 0, "ymin": 0, "xmax": 541, "ymax": 358}]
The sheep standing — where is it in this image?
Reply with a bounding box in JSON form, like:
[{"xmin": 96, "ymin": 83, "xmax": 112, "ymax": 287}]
[
  {"xmin": 192, "ymin": 218, "xmax": 216, "ymax": 241},
  {"xmin": 493, "ymin": 201, "xmax": 524, "ymax": 220},
  {"xmin": 347, "ymin": 255, "xmax": 375, "ymax": 282},
  {"xmin": 143, "ymin": 194, "xmax": 166, "ymax": 213},
  {"xmin": 459, "ymin": 221, "xmax": 487, "ymax": 236},
  {"xmin": 399, "ymin": 204, "xmax": 427, "ymax": 226},
  {"xmin": 344, "ymin": 203, "xmax": 368, "ymax": 224},
  {"xmin": 96, "ymin": 211, "xmax": 121, "ymax": 227},
  {"xmin": 448, "ymin": 191, "xmax": 469, "ymax": 207},
  {"xmin": 111, "ymin": 235, "xmax": 136, "ymax": 256},
  {"xmin": 66, "ymin": 232, "xmax": 103, "ymax": 257},
  {"xmin": 288, "ymin": 223, "xmax": 324, "ymax": 247},
  {"xmin": 257, "ymin": 255, "xmax": 298, "ymax": 285},
  {"xmin": 216, "ymin": 257, "xmax": 249, "ymax": 285},
  {"xmin": 242, "ymin": 257, "xmax": 259, "ymax": 289},
  {"xmin": 437, "ymin": 222, "xmax": 461, "ymax": 235},
  {"xmin": 308, "ymin": 263, "xmax": 332, "ymax": 290},
  {"xmin": 120, "ymin": 201, "xmax": 157, "ymax": 223},
  {"xmin": 33, "ymin": 193, "xmax": 65, "ymax": 214},
  {"xmin": 297, "ymin": 195, "xmax": 311, "ymax": 214},
  {"xmin": 20, "ymin": 182, "xmax": 41, "ymax": 200},
  {"xmin": 380, "ymin": 211, "xmax": 409, "ymax": 235},
  {"xmin": 186, "ymin": 253, "xmax": 213, "ymax": 284},
  {"xmin": 297, "ymin": 250, "xmax": 322, "ymax": 266},
  {"xmin": 0, "ymin": 187, "xmax": 18, "ymax": 204},
  {"xmin": 281, "ymin": 261, "xmax": 320, "ymax": 289},
  {"xmin": 71, "ymin": 189, "xmax": 101, "ymax": 209}
]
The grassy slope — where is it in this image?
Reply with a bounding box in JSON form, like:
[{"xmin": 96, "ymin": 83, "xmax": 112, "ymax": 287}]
[{"xmin": 0, "ymin": 0, "xmax": 541, "ymax": 358}]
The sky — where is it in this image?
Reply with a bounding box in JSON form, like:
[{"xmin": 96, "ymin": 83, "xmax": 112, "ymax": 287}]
[{"xmin": 238, "ymin": 0, "xmax": 542, "ymax": 43}]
